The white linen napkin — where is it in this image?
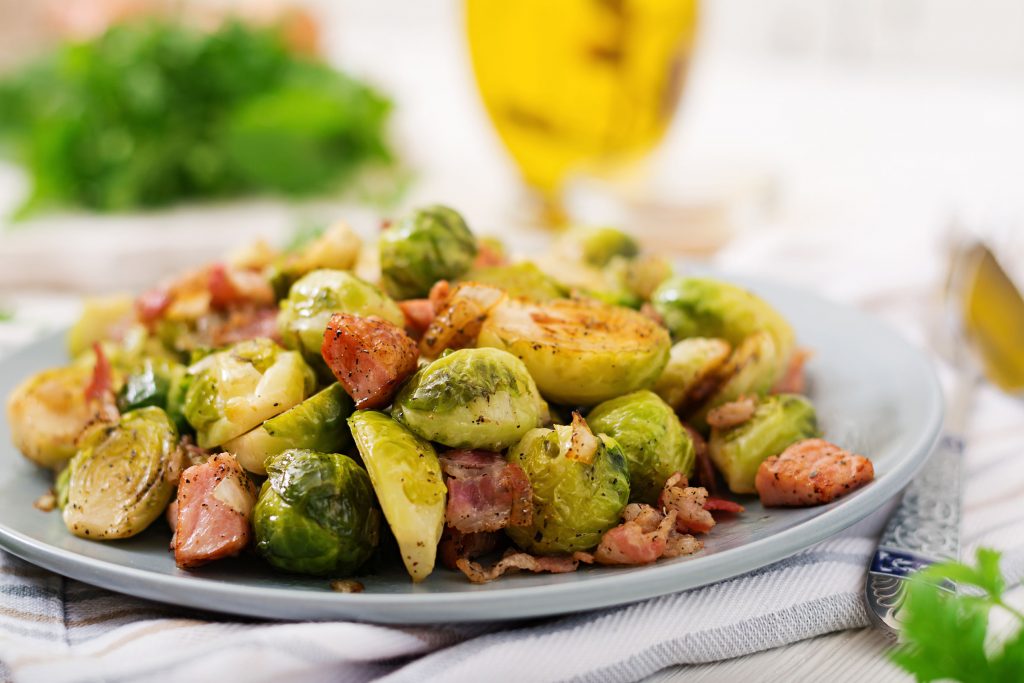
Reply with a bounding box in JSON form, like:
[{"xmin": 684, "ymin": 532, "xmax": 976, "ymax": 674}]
[{"xmin": 0, "ymin": 229, "xmax": 1022, "ymax": 683}]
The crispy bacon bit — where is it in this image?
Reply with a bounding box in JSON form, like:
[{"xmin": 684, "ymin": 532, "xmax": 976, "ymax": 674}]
[
  {"xmin": 660, "ymin": 472, "xmax": 716, "ymax": 534},
  {"xmin": 179, "ymin": 435, "xmax": 211, "ymax": 468},
  {"xmin": 420, "ymin": 283, "xmax": 505, "ymax": 358},
  {"xmin": 440, "ymin": 450, "xmax": 533, "ymax": 533},
  {"xmin": 706, "ymin": 395, "xmax": 757, "ymax": 430},
  {"xmin": 456, "ymin": 551, "xmax": 580, "ymax": 584},
  {"xmin": 428, "ymin": 280, "xmax": 451, "ymax": 313},
  {"xmin": 33, "ymin": 490, "xmax": 57, "ymax": 513},
  {"xmin": 399, "ymin": 299, "xmax": 436, "ymax": 338},
  {"xmin": 583, "ymin": 503, "xmax": 704, "ymax": 566},
  {"xmin": 439, "ymin": 526, "xmax": 502, "ymax": 570},
  {"xmin": 565, "ymin": 412, "xmax": 599, "ymax": 464},
  {"xmin": 84, "ymin": 343, "xmax": 113, "ymax": 403},
  {"xmin": 208, "ymin": 262, "xmax": 275, "ymax": 310},
  {"xmin": 685, "ymin": 425, "xmax": 719, "ymax": 496},
  {"xmin": 174, "ymin": 453, "xmax": 257, "ymax": 569},
  {"xmin": 136, "ymin": 287, "xmax": 171, "ymax": 326},
  {"xmin": 756, "ymin": 438, "xmax": 874, "ymax": 507},
  {"xmin": 704, "ymin": 497, "xmax": 745, "ymax": 513},
  {"xmin": 772, "ymin": 348, "xmax": 812, "ymax": 395},
  {"xmin": 330, "ymin": 579, "xmax": 364, "ymax": 593},
  {"xmin": 321, "ymin": 313, "xmax": 419, "ymax": 410}
]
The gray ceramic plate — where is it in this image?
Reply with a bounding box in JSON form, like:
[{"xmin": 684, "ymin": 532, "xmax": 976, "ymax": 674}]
[{"xmin": 0, "ymin": 278, "xmax": 943, "ymax": 624}]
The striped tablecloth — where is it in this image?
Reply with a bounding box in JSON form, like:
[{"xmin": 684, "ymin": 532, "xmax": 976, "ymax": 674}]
[{"xmin": 0, "ymin": 236, "xmax": 1021, "ymax": 683}]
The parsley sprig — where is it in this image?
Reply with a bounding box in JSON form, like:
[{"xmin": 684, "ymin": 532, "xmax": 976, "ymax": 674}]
[{"xmin": 892, "ymin": 548, "xmax": 1024, "ymax": 682}]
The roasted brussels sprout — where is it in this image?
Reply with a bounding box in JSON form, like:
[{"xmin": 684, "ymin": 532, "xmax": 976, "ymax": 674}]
[
  {"xmin": 691, "ymin": 331, "xmax": 784, "ymax": 429},
  {"xmin": 651, "ymin": 276, "xmax": 795, "ymax": 357},
  {"xmin": 379, "ymin": 204, "xmax": 478, "ymax": 299},
  {"xmin": 277, "ymin": 269, "xmax": 404, "ymax": 373},
  {"xmin": 7, "ymin": 365, "xmax": 100, "ymax": 469},
  {"xmin": 117, "ymin": 357, "xmax": 191, "ymax": 433},
  {"xmin": 557, "ymin": 226, "xmax": 639, "ymax": 267},
  {"xmin": 392, "ymin": 348, "xmax": 545, "ymax": 451},
  {"xmin": 506, "ymin": 417, "xmax": 630, "ymax": 554},
  {"xmin": 66, "ymin": 294, "xmax": 135, "ymax": 358},
  {"xmin": 652, "ymin": 338, "xmax": 732, "ymax": 412},
  {"xmin": 183, "ymin": 338, "xmax": 316, "ymax": 448},
  {"xmin": 63, "ymin": 407, "xmax": 181, "ymax": 539},
  {"xmin": 478, "ymin": 298, "xmax": 670, "ymax": 406},
  {"xmin": 709, "ymin": 394, "xmax": 819, "ymax": 494},
  {"xmin": 586, "ymin": 390, "xmax": 695, "ymax": 503},
  {"xmin": 224, "ymin": 383, "xmax": 354, "ymax": 475},
  {"xmin": 348, "ymin": 411, "xmax": 446, "ymax": 582},
  {"xmin": 268, "ymin": 222, "xmax": 363, "ymax": 299},
  {"xmin": 460, "ymin": 262, "xmax": 565, "ymax": 301},
  {"xmin": 607, "ymin": 254, "xmax": 673, "ymax": 302},
  {"xmin": 253, "ymin": 449, "xmax": 380, "ymax": 576}
]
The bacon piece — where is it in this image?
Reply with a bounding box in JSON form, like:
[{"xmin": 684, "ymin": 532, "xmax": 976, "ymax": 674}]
[
  {"xmin": 399, "ymin": 299, "xmax": 436, "ymax": 338},
  {"xmin": 420, "ymin": 283, "xmax": 505, "ymax": 358},
  {"xmin": 684, "ymin": 424, "xmax": 719, "ymax": 496},
  {"xmin": 440, "ymin": 450, "xmax": 533, "ymax": 533},
  {"xmin": 472, "ymin": 242, "xmax": 506, "ymax": 269},
  {"xmin": 428, "ymin": 279, "xmax": 451, "ymax": 312},
  {"xmin": 756, "ymin": 438, "xmax": 874, "ymax": 507},
  {"xmin": 456, "ymin": 551, "xmax": 579, "ymax": 584},
  {"xmin": 438, "ymin": 526, "xmax": 502, "ymax": 570},
  {"xmin": 174, "ymin": 453, "xmax": 257, "ymax": 569},
  {"xmin": 84, "ymin": 343, "xmax": 113, "ymax": 404},
  {"xmin": 205, "ymin": 306, "xmax": 281, "ymax": 347},
  {"xmin": 660, "ymin": 472, "xmax": 716, "ymax": 534},
  {"xmin": 583, "ymin": 503, "xmax": 704, "ymax": 566},
  {"xmin": 772, "ymin": 348, "xmax": 811, "ymax": 395},
  {"xmin": 704, "ymin": 497, "xmax": 745, "ymax": 513},
  {"xmin": 321, "ymin": 313, "xmax": 419, "ymax": 410},
  {"xmin": 207, "ymin": 263, "xmax": 275, "ymax": 310},
  {"xmin": 706, "ymin": 395, "xmax": 757, "ymax": 430},
  {"xmin": 136, "ymin": 287, "xmax": 171, "ymax": 326}
]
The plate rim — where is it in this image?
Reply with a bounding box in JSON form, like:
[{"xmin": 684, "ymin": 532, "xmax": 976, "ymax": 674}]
[{"xmin": 0, "ymin": 278, "xmax": 944, "ymax": 623}]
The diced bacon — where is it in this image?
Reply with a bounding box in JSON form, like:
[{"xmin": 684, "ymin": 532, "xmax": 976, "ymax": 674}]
[
  {"xmin": 704, "ymin": 497, "xmax": 745, "ymax": 513},
  {"xmin": 136, "ymin": 287, "xmax": 171, "ymax": 326},
  {"xmin": 772, "ymin": 348, "xmax": 811, "ymax": 395},
  {"xmin": 440, "ymin": 450, "xmax": 533, "ymax": 533},
  {"xmin": 472, "ymin": 242, "xmax": 506, "ymax": 269},
  {"xmin": 321, "ymin": 313, "xmax": 420, "ymax": 410},
  {"xmin": 438, "ymin": 526, "xmax": 502, "ymax": 570},
  {"xmin": 756, "ymin": 438, "xmax": 874, "ymax": 507},
  {"xmin": 428, "ymin": 279, "xmax": 451, "ymax": 313},
  {"xmin": 206, "ymin": 306, "xmax": 281, "ymax": 347},
  {"xmin": 420, "ymin": 283, "xmax": 505, "ymax": 358},
  {"xmin": 84, "ymin": 343, "xmax": 113, "ymax": 404},
  {"xmin": 583, "ymin": 503, "xmax": 704, "ymax": 566},
  {"xmin": 706, "ymin": 395, "xmax": 757, "ymax": 430},
  {"xmin": 456, "ymin": 551, "xmax": 579, "ymax": 584},
  {"xmin": 207, "ymin": 263, "xmax": 275, "ymax": 310},
  {"xmin": 399, "ymin": 299, "xmax": 436, "ymax": 338},
  {"xmin": 174, "ymin": 453, "xmax": 257, "ymax": 569},
  {"xmin": 659, "ymin": 472, "xmax": 716, "ymax": 534},
  {"xmin": 664, "ymin": 533, "xmax": 704, "ymax": 558}
]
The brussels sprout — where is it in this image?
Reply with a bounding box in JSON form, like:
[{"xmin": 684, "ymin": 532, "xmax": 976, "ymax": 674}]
[
  {"xmin": 63, "ymin": 407, "xmax": 181, "ymax": 539},
  {"xmin": 691, "ymin": 331, "xmax": 784, "ymax": 430},
  {"xmin": 117, "ymin": 357, "xmax": 191, "ymax": 433},
  {"xmin": 66, "ymin": 295, "xmax": 135, "ymax": 358},
  {"xmin": 183, "ymin": 338, "xmax": 316, "ymax": 448},
  {"xmin": 709, "ymin": 394, "xmax": 819, "ymax": 494},
  {"xmin": 586, "ymin": 390, "xmax": 695, "ymax": 503},
  {"xmin": 348, "ymin": 411, "xmax": 446, "ymax": 582},
  {"xmin": 392, "ymin": 348, "xmax": 545, "ymax": 451},
  {"xmin": 379, "ymin": 204, "xmax": 478, "ymax": 299},
  {"xmin": 506, "ymin": 418, "xmax": 630, "ymax": 554},
  {"xmin": 607, "ymin": 254, "xmax": 674, "ymax": 302},
  {"xmin": 224, "ymin": 383, "xmax": 355, "ymax": 475},
  {"xmin": 557, "ymin": 226, "xmax": 639, "ymax": 267},
  {"xmin": 277, "ymin": 269, "xmax": 404, "ymax": 374},
  {"xmin": 650, "ymin": 276, "xmax": 795, "ymax": 360},
  {"xmin": 269, "ymin": 222, "xmax": 363, "ymax": 299},
  {"xmin": 652, "ymin": 338, "xmax": 732, "ymax": 411},
  {"xmin": 253, "ymin": 449, "xmax": 380, "ymax": 576},
  {"xmin": 460, "ymin": 262, "xmax": 566, "ymax": 301},
  {"xmin": 478, "ymin": 298, "xmax": 670, "ymax": 406},
  {"xmin": 6, "ymin": 365, "xmax": 99, "ymax": 469}
]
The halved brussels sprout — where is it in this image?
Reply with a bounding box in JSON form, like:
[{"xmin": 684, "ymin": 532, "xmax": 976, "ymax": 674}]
[
  {"xmin": 224, "ymin": 383, "xmax": 355, "ymax": 475},
  {"xmin": 63, "ymin": 407, "xmax": 181, "ymax": 539},
  {"xmin": 709, "ymin": 394, "xmax": 819, "ymax": 494},
  {"xmin": 277, "ymin": 269, "xmax": 404, "ymax": 374},
  {"xmin": 506, "ymin": 419, "xmax": 630, "ymax": 554},
  {"xmin": 392, "ymin": 348, "xmax": 545, "ymax": 451},
  {"xmin": 348, "ymin": 411, "xmax": 446, "ymax": 582},
  {"xmin": 183, "ymin": 338, "xmax": 316, "ymax": 449},
  {"xmin": 460, "ymin": 262, "xmax": 566, "ymax": 301},
  {"xmin": 557, "ymin": 226, "xmax": 639, "ymax": 267},
  {"xmin": 253, "ymin": 449, "xmax": 380, "ymax": 576},
  {"xmin": 380, "ymin": 204, "xmax": 478, "ymax": 299},
  {"xmin": 7, "ymin": 365, "xmax": 100, "ymax": 469},
  {"xmin": 652, "ymin": 338, "xmax": 732, "ymax": 412},
  {"xmin": 66, "ymin": 294, "xmax": 135, "ymax": 358},
  {"xmin": 117, "ymin": 357, "xmax": 191, "ymax": 433},
  {"xmin": 477, "ymin": 298, "xmax": 670, "ymax": 406},
  {"xmin": 651, "ymin": 276, "xmax": 795, "ymax": 358},
  {"xmin": 269, "ymin": 222, "xmax": 363, "ymax": 299},
  {"xmin": 586, "ymin": 390, "xmax": 695, "ymax": 503},
  {"xmin": 691, "ymin": 331, "xmax": 784, "ymax": 430}
]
